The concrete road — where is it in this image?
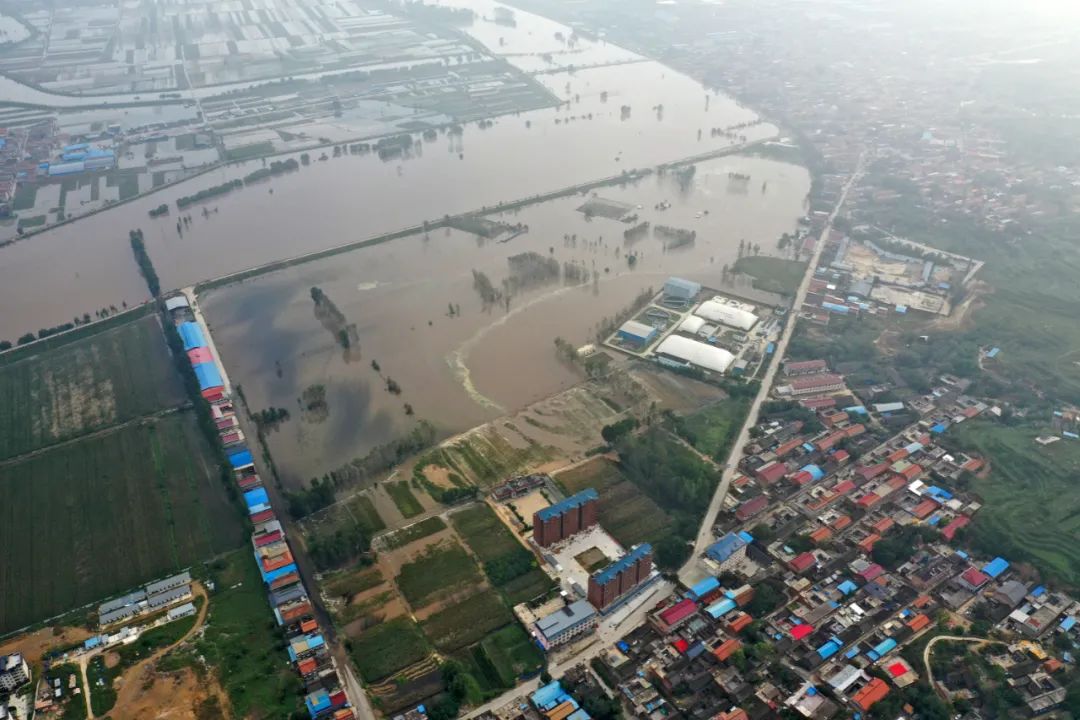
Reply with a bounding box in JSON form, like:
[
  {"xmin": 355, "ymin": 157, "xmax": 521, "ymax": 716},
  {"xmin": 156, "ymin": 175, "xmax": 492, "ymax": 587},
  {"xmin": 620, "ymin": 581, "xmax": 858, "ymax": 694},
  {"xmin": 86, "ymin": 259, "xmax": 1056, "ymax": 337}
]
[{"xmin": 679, "ymin": 162, "xmax": 865, "ymax": 587}]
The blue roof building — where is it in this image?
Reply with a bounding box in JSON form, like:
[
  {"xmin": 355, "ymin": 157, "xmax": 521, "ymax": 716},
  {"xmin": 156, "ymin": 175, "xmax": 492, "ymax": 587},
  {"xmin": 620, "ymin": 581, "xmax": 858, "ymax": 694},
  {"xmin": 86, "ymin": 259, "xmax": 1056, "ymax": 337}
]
[
  {"xmin": 705, "ymin": 598, "xmax": 736, "ymax": 619},
  {"xmin": 193, "ymin": 362, "xmax": 223, "ymax": 390},
  {"xmin": 800, "ymin": 464, "xmax": 825, "ymax": 481},
  {"xmin": 688, "ymin": 576, "xmax": 720, "ymax": 600},
  {"xmin": 982, "ymin": 557, "xmax": 1010, "ymax": 579},
  {"xmin": 707, "ymin": 532, "xmax": 749, "ymax": 565},
  {"xmin": 536, "ymin": 489, "xmax": 599, "ymax": 523},
  {"xmin": 593, "ymin": 544, "xmax": 653, "ymax": 587},
  {"xmin": 664, "ymin": 277, "xmax": 701, "ymax": 301},
  {"xmin": 178, "ymin": 322, "xmax": 206, "ymax": 350},
  {"xmin": 817, "ymin": 637, "xmax": 843, "ymax": 660}
]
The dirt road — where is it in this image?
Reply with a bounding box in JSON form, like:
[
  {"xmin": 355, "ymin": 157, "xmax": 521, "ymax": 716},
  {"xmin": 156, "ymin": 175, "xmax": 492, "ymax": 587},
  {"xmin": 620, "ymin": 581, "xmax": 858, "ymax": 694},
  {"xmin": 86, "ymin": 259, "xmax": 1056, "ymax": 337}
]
[
  {"xmin": 100, "ymin": 583, "xmax": 212, "ymax": 719},
  {"xmin": 922, "ymin": 634, "xmax": 1005, "ymax": 696}
]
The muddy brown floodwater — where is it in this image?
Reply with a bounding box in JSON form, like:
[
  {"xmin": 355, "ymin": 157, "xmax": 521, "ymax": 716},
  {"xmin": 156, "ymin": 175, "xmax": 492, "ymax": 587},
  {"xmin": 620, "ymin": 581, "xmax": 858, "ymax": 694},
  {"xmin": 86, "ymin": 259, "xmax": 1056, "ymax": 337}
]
[
  {"xmin": 0, "ymin": 0, "xmax": 776, "ymax": 341},
  {"xmin": 202, "ymin": 154, "xmax": 809, "ymax": 487}
]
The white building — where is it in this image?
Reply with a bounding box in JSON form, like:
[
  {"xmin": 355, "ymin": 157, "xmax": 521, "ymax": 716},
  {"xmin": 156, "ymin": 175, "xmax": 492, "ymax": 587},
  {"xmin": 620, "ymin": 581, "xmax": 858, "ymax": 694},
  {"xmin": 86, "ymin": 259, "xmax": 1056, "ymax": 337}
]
[
  {"xmin": 695, "ymin": 299, "xmax": 758, "ymax": 331},
  {"xmin": 0, "ymin": 653, "xmax": 30, "ymax": 693},
  {"xmin": 534, "ymin": 600, "xmax": 598, "ymax": 650},
  {"xmin": 654, "ymin": 335, "xmax": 735, "ymax": 374}
]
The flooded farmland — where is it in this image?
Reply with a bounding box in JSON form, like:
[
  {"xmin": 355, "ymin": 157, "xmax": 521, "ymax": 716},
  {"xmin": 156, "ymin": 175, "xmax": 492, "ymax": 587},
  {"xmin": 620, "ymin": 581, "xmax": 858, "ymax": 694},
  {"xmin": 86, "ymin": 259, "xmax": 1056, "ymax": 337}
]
[
  {"xmin": 0, "ymin": 0, "xmax": 776, "ymax": 342},
  {"xmin": 202, "ymin": 153, "xmax": 810, "ymax": 488}
]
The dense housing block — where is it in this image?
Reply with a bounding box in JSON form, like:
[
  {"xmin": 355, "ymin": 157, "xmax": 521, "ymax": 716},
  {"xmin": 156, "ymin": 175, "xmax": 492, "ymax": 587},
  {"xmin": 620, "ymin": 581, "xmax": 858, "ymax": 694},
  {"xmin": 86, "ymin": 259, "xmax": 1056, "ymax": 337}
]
[
  {"xmin": 533, "ymin": 488, "xmax": 599, "ymax": 547},
  {"xmin": 587, "ymin": 543, "xmax": 653, "ymax": 611}
]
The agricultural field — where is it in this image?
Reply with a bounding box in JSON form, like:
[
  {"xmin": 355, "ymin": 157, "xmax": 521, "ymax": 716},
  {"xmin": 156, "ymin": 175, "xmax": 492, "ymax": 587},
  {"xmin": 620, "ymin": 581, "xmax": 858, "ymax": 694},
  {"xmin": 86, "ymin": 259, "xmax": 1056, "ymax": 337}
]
[
  {"xmin": 396, "ymin": 541, "xmax": 484, "ymax": 610},
  {"xmin": 421, "ymin": 589, "xmax": 514, "ymax": 651},
  {"xmin": 556, "ymin": 457, "xmax": 673, "ymax": 549},
  {"xmin": 451, "ymin": 504, "xmax": 554, "ymax": 604},
  {"xmin": 382, "ymin": 516, "xmax": 446, "ymax": 550},
  {"xmin": 950, "ymin": 420, "xmax": 1080, "ymax": 586},
  {"xmin": 349, "ymin": 616, "xmax": 432, "ymax": 683},
  {"xmin": 479, "ymin": 625, "xmax": 545, "ymax": 686},
  {"xmin": 0, "ymin": 412, "xmax": 244, "ymax": 634},
  {"xmin": 0, "ymin": 313, "xmax": 186, "ymax": 461},
  {"xmin": 733, "ymin": 256, "xmax": 808, "ymax": 296},
  {"xmin": 386, "ymin": 481, "xmax": 424, "ymax": 518}
]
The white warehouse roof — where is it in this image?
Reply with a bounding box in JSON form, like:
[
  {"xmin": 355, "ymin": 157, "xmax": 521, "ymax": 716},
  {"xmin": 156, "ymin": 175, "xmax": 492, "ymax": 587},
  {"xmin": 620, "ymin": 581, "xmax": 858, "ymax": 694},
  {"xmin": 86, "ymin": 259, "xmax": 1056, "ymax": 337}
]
[
  {"xmin": 679, "ymin": 315, "xmax": 707, "ymax": 334},
  {"xmin": 695, "ymin": 299, "xmax": 758, "ymax": 331},
  {"xmin": 655, "ymin": 335, "xmax": 735, "ymax": 374}
]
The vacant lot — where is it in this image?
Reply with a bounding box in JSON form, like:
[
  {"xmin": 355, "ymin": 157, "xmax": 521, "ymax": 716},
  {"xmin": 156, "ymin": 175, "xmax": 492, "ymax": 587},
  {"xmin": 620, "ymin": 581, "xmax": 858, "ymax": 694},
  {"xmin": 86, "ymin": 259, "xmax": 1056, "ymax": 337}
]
[
  {"xmin": 0, "ymin": 412, "xmax": 244, "ymax": 634},
  {"xmin": 556, "ymin": 457, "xmax": 673, "ymax": 548},
  {"xmin": 0, "ymin": 313, "xmax": 185, "ymax": 461},
  {"xmin": 673, "ymin": 398, "xmax": 749, "ymax": 459},
  {"xmin": 350, "ymin": 616, "xmax": 432, "ymax": 682},
  {"xmin": 421, "ymin": 589, "xmax": 513, "ymax": 651},
  {"xmin": 396, "ymin": 541, "xmax": 484, "ymax": 610},
  {"xmin": 951, "ymin": 421, "xmax": 1080, "ymax": 586},
  {"xmin": 450, "ymin": 504, "xmax": 522, "ymax": 563},
  {"xmin": 733, "ymin": 256, "xmax": 807, "ymax": 296}
]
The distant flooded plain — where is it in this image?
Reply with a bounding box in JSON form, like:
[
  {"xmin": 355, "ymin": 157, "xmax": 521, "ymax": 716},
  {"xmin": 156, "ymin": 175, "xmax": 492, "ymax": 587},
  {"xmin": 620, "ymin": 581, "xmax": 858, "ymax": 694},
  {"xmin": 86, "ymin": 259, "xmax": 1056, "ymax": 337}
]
[
  {"xmin": 0, "ymin": 0, "xmax": 776, "ymax": 341},
  {"xmin": 202, "ymin": 154, "xmax": 810, "ymax": 487}
]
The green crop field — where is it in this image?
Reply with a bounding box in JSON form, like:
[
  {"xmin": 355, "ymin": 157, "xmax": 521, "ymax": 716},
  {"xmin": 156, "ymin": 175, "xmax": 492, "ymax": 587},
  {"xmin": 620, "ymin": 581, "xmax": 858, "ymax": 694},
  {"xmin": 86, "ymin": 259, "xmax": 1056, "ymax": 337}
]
[
  {"xmin": 480, "ymin": 624, "xmax": 544, "ymax": 686},
  {"xmin": 556, "ymin": 457, "xmax": 673, "ymax": 548},
  {"xmin": 396, "ymin": 541, "xmax": 483, "ymax": 609},
  {"xmin": 0, "ymin": 313, "xmax": 186, "ymax": 461},
  {"xmin": 350, "ymin": 616, "xmax": 432, "ymax": 682},
  {"xmin": 385, "ymin": 481, "xmax": 424, "ymax": 518},
  {"xmin": 733, "ymin": 256, "xmax": 807, "ymax": 296},
  {"xmin": 0, "ymin": 412, "xmax": 244, "ymax": 633},
  {"xmin": 421, "ymin": 589, "xmax": 513, "ymax": 651},
  {"xmin": 383, "ymin": 516, "xmax": 446, "ymax": 550},
  {"xmin": 450, "ymin": 504, "xmax": 520, "ymax": 563},
  {"xmin": 950, "ymin": 420, "xmax": 1080, "ymax": 586},
  {"xmin": 499, "ymin": 568, "xmax": 555, "ymax": 605}
]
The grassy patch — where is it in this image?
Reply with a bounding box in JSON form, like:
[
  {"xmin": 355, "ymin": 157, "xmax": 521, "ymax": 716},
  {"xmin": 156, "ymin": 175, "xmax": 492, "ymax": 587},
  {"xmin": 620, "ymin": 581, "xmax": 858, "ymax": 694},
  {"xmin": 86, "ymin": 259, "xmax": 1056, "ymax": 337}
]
[
  {"xmin": 383, "ymin": 516, "xmax": 446, "ymax": 550},
  {"xmin": 225, "ymin": 141, "xmax": 275, "ymax": 161},
  {"xmin": 349, "ymin": 494, "xmax": 386, "ymax": 533},
  {"xmin": 480, "ymin": 624, "xmax": 544, "ymax": 685},
  {"xmin": 114, "ymin": 609, "xmax": 199, "ymax": 665},
  {"xmin": 17, "ymin": 214, "xmax": 46, "ymax": 229},
  {"xmin": 12, "ymin": 183, "xmax": 37, "ymax": 210},
  {"xmin": 671, "ymin": 398, "xmax": 750, "ymax": 459},
  {"xmin": 575, "ymin": 547, "xmax": 611, "ymax": 573},
  {"xmin": 733, "ymin": 256, "xmax": 807, "ymax": 296},
  {"xmin": 421, "ymin": 589, "xmax": 513, "ymax": 651},
  {"xmin": 396, "ymin": 542, "xmax": 483, "ymax": 609},
  {"xmin": 949, "ymin": 420, "xmax": 1080, "ymax": 586},
  {"xmin": 196, "ymin": 550, "xmax": 305, "ymax": 717},
  {"xmin": 0, "ymin": 413, "xmax": 243, "ymax": 634},
  {"xmin": 349, "ymin": 616, "xmax": 431, "ymax": 682},
  {"xmin": 386, "ymin": 481, "xmax": 424, "ymax": 518},
  {"xmin": 0, "ymin": 313, "xmax": 185, "ymax": 460},
  {"xmin": 499, "ymin": 569, "xmax": 556, "ymax": 605},
  {"xmin": 174, "ymin": 133, "xmax": 196, "ymax": 151},
  {"xmin": 87, "ymin": 654, "xmax": 119, "ymax": 716}
]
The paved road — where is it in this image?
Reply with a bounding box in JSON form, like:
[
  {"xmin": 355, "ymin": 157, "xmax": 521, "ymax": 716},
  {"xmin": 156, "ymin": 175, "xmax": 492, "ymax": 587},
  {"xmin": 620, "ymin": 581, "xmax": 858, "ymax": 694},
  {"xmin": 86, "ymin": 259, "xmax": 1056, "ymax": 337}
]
[{"xmin": 679, "ymin": 162, "xmax": 865, "ymax": 587}]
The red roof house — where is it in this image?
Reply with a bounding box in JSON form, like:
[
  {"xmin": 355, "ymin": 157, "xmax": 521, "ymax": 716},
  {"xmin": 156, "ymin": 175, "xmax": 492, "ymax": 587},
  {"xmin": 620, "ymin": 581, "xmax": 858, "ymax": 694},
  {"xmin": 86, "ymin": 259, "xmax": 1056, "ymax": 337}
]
[{"xmin": 789, "ymin": 552, "xmax": 817, "ymax": 573}]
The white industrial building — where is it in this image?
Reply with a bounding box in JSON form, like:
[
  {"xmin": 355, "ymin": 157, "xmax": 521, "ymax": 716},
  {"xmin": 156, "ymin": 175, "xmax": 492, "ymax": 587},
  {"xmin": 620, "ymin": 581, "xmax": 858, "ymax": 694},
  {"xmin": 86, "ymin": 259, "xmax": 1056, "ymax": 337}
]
[
  {"xmin": 655, "ymin": 335, "xmax": 735, "ymax": 374},
  {"xmin": 678, "ymin": 315, "xmax": 707, "ymax": 334},
  {"xmin": 695, "ymin": 299, "xmax": 758, "ymax": 331}
]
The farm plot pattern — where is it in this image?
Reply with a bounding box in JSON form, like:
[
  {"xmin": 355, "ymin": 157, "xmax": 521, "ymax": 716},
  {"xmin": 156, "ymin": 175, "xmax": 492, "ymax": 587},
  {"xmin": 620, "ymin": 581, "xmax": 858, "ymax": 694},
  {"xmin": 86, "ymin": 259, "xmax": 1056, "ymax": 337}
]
[
  {"xmin": 0, "ymin": 412, "xmax": 244, "ymax": 634},
  {"xmin": 0, "ymin": 314, "xmax": 185, "ymax": 461}
]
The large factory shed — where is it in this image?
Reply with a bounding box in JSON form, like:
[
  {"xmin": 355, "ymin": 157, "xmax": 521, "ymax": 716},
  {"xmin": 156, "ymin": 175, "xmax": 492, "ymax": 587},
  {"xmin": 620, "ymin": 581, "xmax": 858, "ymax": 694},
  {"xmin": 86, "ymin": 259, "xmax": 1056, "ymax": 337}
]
[
  {"xmin": 655, "ymin": 335, "xmax": 735, "ymax": 374},
  {"xmin": 695, "ymin": 299, "xmax": 758, "ymax": 331}
]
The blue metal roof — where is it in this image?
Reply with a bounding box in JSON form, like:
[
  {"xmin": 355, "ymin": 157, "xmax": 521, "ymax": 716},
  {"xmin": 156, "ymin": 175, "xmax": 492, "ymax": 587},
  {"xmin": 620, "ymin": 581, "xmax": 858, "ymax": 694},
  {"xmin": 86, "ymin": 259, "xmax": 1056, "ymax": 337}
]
[
  {"xmin": 738, "ymin": 530, "xmax": 754, "ymax": 543},
  {"xmin": 1060, "ymin": 616, "xmax": 1077, "ymax": 631},
  {"xmin": 531, "ymin": 681, "xmax": 569, "ymax": 711},
  {"xmin": 837, "ymin": 580, "xmax": 857, "ymax": 596},
  {"xmin": 707, "ymin": 533, "xmax": 748, "ymax": 564},
  {"xmin": 705, "ymin": 598, "xmax": 736, "ymax": 619},
  {"xmin": 930, "ymin": 423, "xmax": 947, "ymax": 434},
  {"xmin": 178, "ymin": 322, "xmax": 206, "ymax": 350},
  {"xmin": 593, "ymin": 544, "xmax": 652, "ymax": 585},
  {"xmin": 904, "ymin": 441, "xmax": 923, "ymax": 454},
  {"xmin": 986, "ymin": 347, "xmax": 1000, "ymax": 358},
  {"xmin": 689, "ymin": 576, "xmax": 720, "ymax": 600},
  {"xmin": 1032, "ymin": 585, "xmax": 1046, "ymax": 598},
  {"xmin": 982, "ymin": 557, "xmax": 1009, "ymax": 579},
  {"xmin": 262, "ymin": 562, "xmax": 297, "ymax": 583},
  {"xmin": 817, "ymin": 638, "xmax": 843, "ymax": 659},
  {"xmin": 193, "ymin": 362, "xmax": 223, "ymax": 390},
  {"xmin": 229, "ymin": 450, "xmax": 254, "ymax": 468},
  {"xmin": 871, "ymin": 638, "xmax": 897, "ymax": 657},
  {"xmin": 244, "ymin": 488, "xmax": 269, "ymax": 509},
  {"xmin": 800, "ymin": 464, "xmax": 824, "ymax": 481},
  {"xmin": 536, "ymin": 488, "xmax": 599, "ymax": 522}
]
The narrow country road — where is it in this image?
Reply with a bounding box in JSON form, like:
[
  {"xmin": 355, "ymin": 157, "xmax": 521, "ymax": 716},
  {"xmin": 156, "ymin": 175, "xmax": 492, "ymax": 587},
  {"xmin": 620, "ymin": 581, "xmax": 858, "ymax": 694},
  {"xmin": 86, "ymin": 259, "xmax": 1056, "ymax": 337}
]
[
  {"xmin": 922, "ymin": 634, "xmax": 1005, "ymax": 696},
  {"xmin": 679, "ymin": 159, "xmax": 865, "ymax": 586}
]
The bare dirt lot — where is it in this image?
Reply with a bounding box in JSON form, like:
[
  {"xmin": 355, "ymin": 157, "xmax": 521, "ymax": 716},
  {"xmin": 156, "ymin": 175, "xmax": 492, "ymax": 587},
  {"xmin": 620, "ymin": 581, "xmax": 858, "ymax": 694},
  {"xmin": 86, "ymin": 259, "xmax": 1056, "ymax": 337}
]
[
  {"xmin": 0, "ymin": 625, "xmax": 92, "ymax": 665},
  {"xmin": 510, "ymin": 490, "xmax": 550, "ymax": 519},
  {"xmin": 113, "ymin": 666, "xmax": 231, "ymax": 720}
]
